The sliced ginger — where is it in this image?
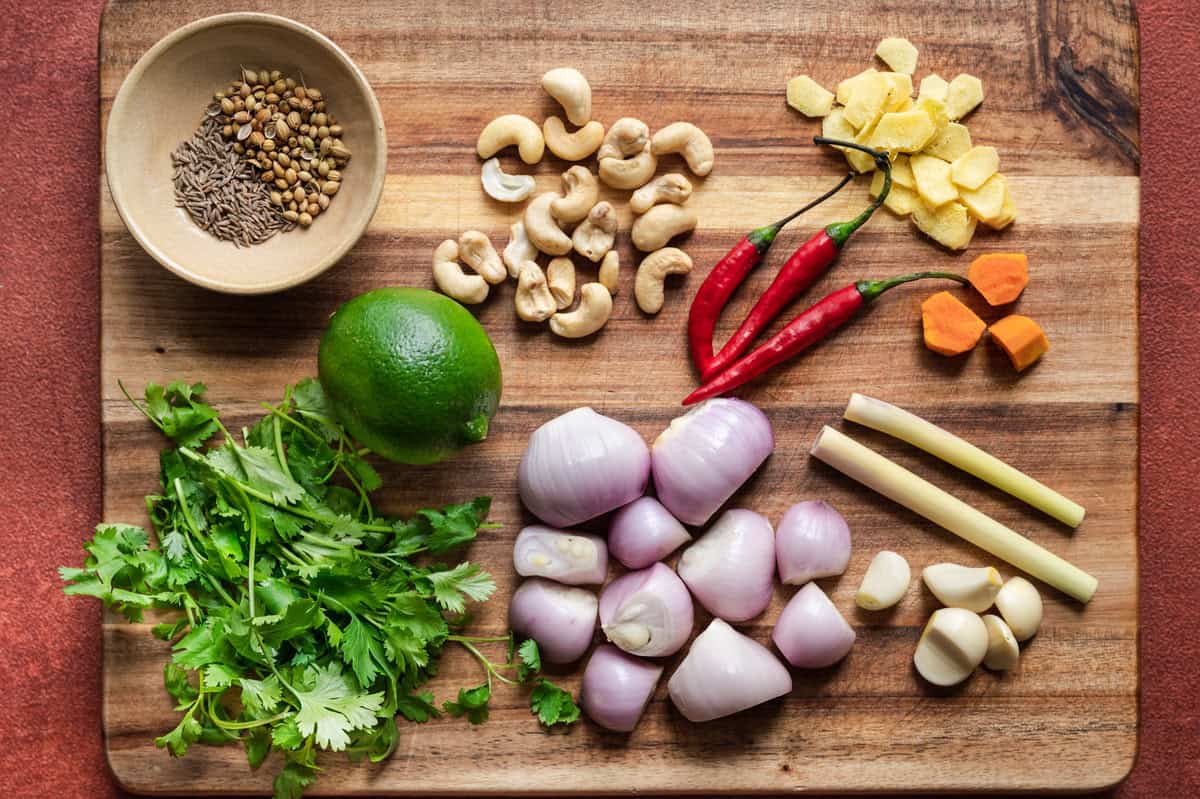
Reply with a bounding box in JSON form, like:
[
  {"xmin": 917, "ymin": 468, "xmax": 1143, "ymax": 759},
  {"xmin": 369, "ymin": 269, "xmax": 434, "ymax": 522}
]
[
  {"xmin": 989, "ymin": 315, "xmax": 1049, "ymax": 371},
  {"xmin": 922, "ymin": 291, "xmax": 986, "ymax": 356},
  {"xmin": 792, "ymin": 41, "xmax": 1015, "ymax": 246}
]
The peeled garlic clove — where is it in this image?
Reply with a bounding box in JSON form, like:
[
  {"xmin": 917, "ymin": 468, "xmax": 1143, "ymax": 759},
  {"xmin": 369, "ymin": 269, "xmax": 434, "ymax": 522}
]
[
  {"xmin": 513, "ymin": 525, "xmax": 608, "ymax": 585},
  {"xmin": 922, "ymin": 563, "xmax": 1003, "ymax": 612},
  {"xmin": 856, "ymin": 550, "xmax": 911, "ymax": 610},
  {"xmin": 994, "ymin": 576, "xmax": 1043, "ymax": 641},
  {"xmin": 981, "ymin": 614, "xmax": 1019, "ymax": 670},
  {"xmin": 913, "ymin": 607, "xmax": 989, "ymax": 686}
]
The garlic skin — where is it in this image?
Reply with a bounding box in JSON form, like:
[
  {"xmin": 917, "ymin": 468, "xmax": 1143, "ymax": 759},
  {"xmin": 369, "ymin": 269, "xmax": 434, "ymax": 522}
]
[
  {"xmin": 913, "ymin": 607, "xmax": 989, "ymax": 686},
  {"xmin": 513, "ymin": 526, "xmax": 608, "ymax": 585},
  {"xmin": 981, "ymin": 614, "xmax": 1020, "ymax": 670},
  {"xmin": 856, "ymin": 550, "xmax": 911, "ymax": 610},
  {"xmin": 994, "ymin": 576, "xmax": 1043, "ymax": 641},
  {"xmin": 922, "ymin": 563, "xmax": 1003, "ymax": 612}
]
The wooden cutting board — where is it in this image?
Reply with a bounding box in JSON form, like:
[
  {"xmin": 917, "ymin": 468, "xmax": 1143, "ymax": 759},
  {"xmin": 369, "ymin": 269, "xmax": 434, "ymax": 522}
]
[{"xmin": 98, "ymin": 0, "xmax": 1140, "ymax": 793}]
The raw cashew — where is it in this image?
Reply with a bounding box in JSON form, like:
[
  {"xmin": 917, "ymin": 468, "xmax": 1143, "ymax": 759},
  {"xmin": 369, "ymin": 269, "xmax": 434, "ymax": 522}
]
[
  {"xmin": 515, "ymin": 261, "xmax": 556, "ymax": 322},
  {"xmin": 631, "ymin": 203, "xmax": 698, "ymax": 251},
  {"xmin": 432, "ymin": 239, "xmax": 488, "ymax": 304},
  {"xmin": 550, "ymin": 283, "xmax": 613, "ymax": 338},
  {"xmin": 572, "ymin": 201, "xmax": 618, "ymax": 262},
  {"xmin": 541, "ymin": 67, "xmax": 592, "ymax": 126},
  {"xmin": 480, "ymin": 157, "xmax": 535, "ymax": 202},
  {"xmin": 551, "ymin": 166, "xmax": 599, "ymax": 224},
  {"xmin": 598, "ymin": 117, "xmax": 650, "ymax": 160},
  {"xmin": 634, "ymin": 247, "xmax": 692, "ymax": 314},
  {"xmin": 599, "ymin": 142, "xmax": 657, "ymax": 190},
  {"xmin": 503, "ymin": 221, "xmax": 538, "ymax": 278},
  {"xmin": 457, "ymin": 230, "xmax": 507, "ymax": 284},
  {"xmin": 598, "ymin": 250, "xmax": 619, "ymax": 294},
  {"xmin": 477, "ymin": 114, "xmax": 545, "ymax": 164},
  {"xmin": 651, "ymin": 122, "xmax": 715, "ymax": 176},
  {"xmin": 630, "ymin": 173, "xmax": 693, "ymax": 214},
  {"xmin": 546, "ymin": 257, "xmax": 576, "ymax": 309},
  {"xmin": 524, "ymin": 192, "xmax": 573, "ymax": 255},
  {"xmin": 544, "ymin": 117, "xmax": 605, "ymax": 161}
]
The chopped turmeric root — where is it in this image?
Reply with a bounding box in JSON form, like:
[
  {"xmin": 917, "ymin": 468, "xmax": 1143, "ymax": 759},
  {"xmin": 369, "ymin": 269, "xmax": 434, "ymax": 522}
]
[
  {"xmin": 968, "ymin": 252, "xmax": 1028, "ymax": 305},
  {"xmin": 989, "ymin": 314, "xmax": 1049, "ymax": 371},
  {"xmin": 922, "ymin": 291, "xmax": 986, "ymax": 356}
]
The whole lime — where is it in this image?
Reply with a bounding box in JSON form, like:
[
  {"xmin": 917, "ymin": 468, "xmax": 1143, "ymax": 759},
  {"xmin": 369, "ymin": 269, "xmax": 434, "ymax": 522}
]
[{"xmin": 318, "ymin": 287, "xmax": 502, "ymax": 465}]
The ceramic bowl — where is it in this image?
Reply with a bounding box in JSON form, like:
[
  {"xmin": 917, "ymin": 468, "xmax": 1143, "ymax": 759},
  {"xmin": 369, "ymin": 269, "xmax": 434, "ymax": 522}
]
[{"xmin": 105, "ymin": 12, "xmax": 386, "ymax": 294}]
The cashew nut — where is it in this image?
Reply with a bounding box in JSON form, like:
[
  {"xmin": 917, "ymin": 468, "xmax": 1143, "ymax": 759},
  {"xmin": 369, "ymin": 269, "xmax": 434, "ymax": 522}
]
[
  {"xmin": 457, "ymin": 230, "xmax": 507, "ymax": 285},
  {"xmin": 477, "ymin": 114, "xmax": 545, "ymax": 164},
  {"xmin": 543, "ymin": 117, "xmax": 605, "ymax": 161},
  {"xmin": 630, "ymin": 173, "xmax": 693, "ymax": 214},
  {"xmin": 480, "ymin": 157, "xmax": 535, "ymax": 203},
  {"xmin": 599, "ymin": 142, "xmax": 657, "ymax": 190},
  {"xmin": 550, "ymin": 283, "xmax": 613, "ymax": 338},
  {"xmin": 631, "ymin": 203, "xmax": 698, "ymax": 251},
  {"xmin": 546, "ymin": 257, "xmax": 576, "ymax": 309},
  {"xmin": 432, "ymin": 239, "xmax": 488, "ymax": 304},
  {"xmin": 651, "ymin": 122, "xmax": 715, "ymax": 176},
  {"xmin": 541, "ymin": 68, "xmax": 592, "ymax": 126},
  {"xmin": 572, "ymin": 201, "xmax": 618, "ymax": 262},
  {"xmin": 551, "ymin": 166, "xmax": 599, "ymax": 224},
  {"xmin": 515, "ymin": 261, "xmax": 556, "ymax": 322},
  {"xmin": 598, "ymin": 117, "xmax": 650, "ymax": 160},
  {"xmin": 524, "ymin": 192, "xmax": 573, "ymax": 255},
  {"xmin": 502, "ymin": 221, "xmax": 538, "ymax": 278},
  {"xmin": 598, "ymin": 250, "xmax": 619, "ymax": 294},
  {"xmin": 634, "ymin": 247, "xmax": 693, "ymax": 314}
]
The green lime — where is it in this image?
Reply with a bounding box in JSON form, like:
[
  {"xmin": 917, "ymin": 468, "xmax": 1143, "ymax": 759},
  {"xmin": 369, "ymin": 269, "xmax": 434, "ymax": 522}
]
[{"xmin": 318, "ymin": 287, "xmax": 502, "ymax": 465}]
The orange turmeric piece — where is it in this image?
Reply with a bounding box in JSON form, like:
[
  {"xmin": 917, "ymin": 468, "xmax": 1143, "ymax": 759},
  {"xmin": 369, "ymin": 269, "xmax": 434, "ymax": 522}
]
[
  {"xmin": 989, "ymin": 314, "xmax": 1049, "ymax": 371},
  {"xmin": 922, "ymin": 291, "xmax": 986, "ymax": 356},
  {"xmin": 968, "ymin": 252, "xmax": 1029, "ymax": 305}
]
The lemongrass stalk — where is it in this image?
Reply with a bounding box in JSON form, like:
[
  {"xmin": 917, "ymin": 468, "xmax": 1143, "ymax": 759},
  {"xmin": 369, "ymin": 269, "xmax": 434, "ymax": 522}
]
[
  {"xmin": 809, "ymin": 426, "xmax": 1098, "ymax": 603},
  {"xmin": 843, "ymin": 393, "xmax": 1085, "ymax": 528}
]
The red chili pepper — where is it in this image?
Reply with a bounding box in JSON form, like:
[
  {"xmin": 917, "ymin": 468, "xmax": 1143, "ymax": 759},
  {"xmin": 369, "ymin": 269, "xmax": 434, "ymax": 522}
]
[
  {"xmin": 686, "ymin": 171, "xmax": 855, "ymax": 374},
  {"xmin": 682, "ymin": 271, "xmax": 968, "ymax": 405},
  {"xmin": 700, "ymin": 137, "xmax": 893, "ymax": 381}
]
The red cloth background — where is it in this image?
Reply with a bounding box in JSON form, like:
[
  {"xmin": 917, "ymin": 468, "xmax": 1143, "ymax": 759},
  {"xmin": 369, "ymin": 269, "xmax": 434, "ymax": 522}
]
[{"xmin": 0, "ymin": 1, "xmax": 1196, "ymax": 797}]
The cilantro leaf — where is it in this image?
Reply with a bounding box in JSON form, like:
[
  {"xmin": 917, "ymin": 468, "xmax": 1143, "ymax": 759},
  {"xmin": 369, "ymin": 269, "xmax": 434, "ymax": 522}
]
[
  {"xmin": 340, "ymin": 617, "xmax": 387, "ymax": 688},
  {"xmin": 239, "ymin": 676, "xmax": 282, "ymax": 715},
  {"xmin": 155, "ymin": 711, "xmax": 203, "ymax": 757},
  {"xmin": 270, "ymin": 716, "xmax": 304, "ymax": 750},
  {"xmin": 134, "ymin": 381, "xmax": 220, "ymax": 448},
  {"xmin": 294, "ymin": 663, "xmax": 385, "ymax": 751},
  {"xmin": 516, "ymin": 639, "xmax": 542, "ymax": 683},
  {"xmin": 419, "ymin": 497, "xmax": 492, "ymax": 553},
  {"xmin": 424, "ymin": 562, "xmax": 496, "ymax": 614},
  {"xmin": 442, "ymin": 683, "xmax": 491, "ymax": 725},
  {"xmin": 530, "ymin": 679, "xmax": 581, "ymax": 728},
  {"xmin": 244, "ymin": 728, "xmax": 272, "ymax": 769},
  {"xmin": 273, "ymin": 759, "xmax": 317, "ymax": 799},
  {"xmin": 395, "ymin": 691, "xmax": 441, "ymax": 723}
]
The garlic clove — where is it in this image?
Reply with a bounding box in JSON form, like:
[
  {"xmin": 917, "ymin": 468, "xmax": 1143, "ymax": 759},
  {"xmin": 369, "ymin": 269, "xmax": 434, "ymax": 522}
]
[
  {"xmin": 994, "ymin": 576, "xmax": 1043, "ymax": 641},
  {"xmin": 922, "ymin": 563, "xmax": 1003, "ymax": 612},
  {"xmin": 913, "ymin": 607, "xmax": 988, "ymax": 686},
  {"xmin": 981, "ymin": 614, "xmax": 1020, "ymax": 670},
  {"xmin": 856, "ymin": 550, "xmax": 911, "ymax": 610}
]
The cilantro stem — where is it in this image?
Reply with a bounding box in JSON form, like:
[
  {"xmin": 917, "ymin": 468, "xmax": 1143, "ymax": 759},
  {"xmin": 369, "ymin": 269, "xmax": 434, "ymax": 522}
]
[
  {"xmin": 448, "ymin": 634, "xmax": 512, "ymax": 644},
  {"xmin": 272, "ymin": 414, "xmax": 292, "ymax": 481},
  {"xmin": 207, "ymin": 703, "xmax": 290, "ymax": 731},
  {"xmin": 455, "ymin": 640, "xmax": 518, "ymax": 688},
  {"xmin": 225, "ymin": 479, "xmax": 259, "ymax": 620}
]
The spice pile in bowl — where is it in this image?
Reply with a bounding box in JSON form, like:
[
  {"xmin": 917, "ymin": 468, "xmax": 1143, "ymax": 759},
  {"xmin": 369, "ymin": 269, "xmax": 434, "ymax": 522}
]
[{"xmin": 171, "ymin": 67, "xmax": 351, "ymax": 246}]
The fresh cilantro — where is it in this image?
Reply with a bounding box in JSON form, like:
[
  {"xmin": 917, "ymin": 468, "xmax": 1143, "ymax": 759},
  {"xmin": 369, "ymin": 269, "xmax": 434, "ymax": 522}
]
[
  {"xmin": 59, "ymin": 380, "xmax": 503, "ymax": 799},
  {"xmin": 530, "ymin": 678, "xmax": 581, "ymax": 728},
  {"xmin": 424, "ymin": 562, "xmax": 496, "ymax": 614},
  {"xmin": 442, "ymin": 683, "xmax": 491, "ymax": 724},
  {"xmin": 516, "ymin": 638, "xmax": 542, "ymax": 683}
]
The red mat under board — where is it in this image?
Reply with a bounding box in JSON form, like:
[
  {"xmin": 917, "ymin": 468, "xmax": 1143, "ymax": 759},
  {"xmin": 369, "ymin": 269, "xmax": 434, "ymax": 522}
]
[{"xmin": 0, "ymin": 0, "xmax": 1197, "ymax": 796}]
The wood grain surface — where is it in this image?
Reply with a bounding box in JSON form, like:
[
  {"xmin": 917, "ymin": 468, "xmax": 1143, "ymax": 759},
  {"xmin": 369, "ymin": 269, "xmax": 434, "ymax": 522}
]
[{"xmin": 98, "ymin": 0, "xmax": 1140, "ymax": 794}]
